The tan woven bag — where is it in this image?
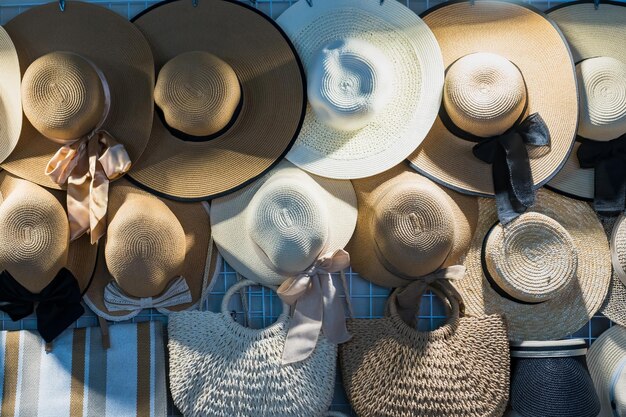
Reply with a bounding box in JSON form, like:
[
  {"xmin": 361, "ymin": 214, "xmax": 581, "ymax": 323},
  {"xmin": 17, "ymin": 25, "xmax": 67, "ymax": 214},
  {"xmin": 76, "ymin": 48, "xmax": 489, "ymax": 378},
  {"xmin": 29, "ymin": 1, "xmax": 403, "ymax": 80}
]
[{"xmin": 339, "ymin": 267, "xmax": 510, "ymax": 417}]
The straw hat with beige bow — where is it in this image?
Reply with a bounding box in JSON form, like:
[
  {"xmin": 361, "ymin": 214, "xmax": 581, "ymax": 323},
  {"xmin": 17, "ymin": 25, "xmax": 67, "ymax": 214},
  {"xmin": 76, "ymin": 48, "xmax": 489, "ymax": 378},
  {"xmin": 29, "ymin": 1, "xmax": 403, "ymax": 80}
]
[
  {"xmin": 0, "ymin": 1, "xmax": 154, "ymax": 245},
  {"xmin": 0, "ymin": 171, "xmax": 97, "ymax": 343},
  {"xmin": 408, "ymin": 0, "xmax": 578, "ymax": 226},
  {"xmin": 84, "ymin": 179, "xmax": 221, "ymax": 322},
  {"xmin": 211, "ymin": 160, "xmax": 357, "ymax": 364}
]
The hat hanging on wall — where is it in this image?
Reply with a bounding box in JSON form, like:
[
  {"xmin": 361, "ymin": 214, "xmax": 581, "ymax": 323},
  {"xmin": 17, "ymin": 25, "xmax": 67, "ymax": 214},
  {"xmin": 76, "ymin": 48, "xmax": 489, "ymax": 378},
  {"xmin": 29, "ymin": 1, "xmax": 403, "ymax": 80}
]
[
  {"xmin": 83, "ymin": 179, "xmax": 220, "ymax": 322},
  {"xmin": 458, "ymin": 189, "xmax": 611, "ymax": 341},
  {"xmin": 277, "ymin": 0, "xmax": 444, "ymax": 179},
  {"xmin": 127, "ymin": 0, "xmax": 306, "ymax": 201},
  {"xmin": 546, "ymin": 2, "xmax": 626, "ymax": 215},
  {"xmin": 408, "ymin": 0, "xmax": 578, "ymax": 225},
  {"xmin": 346, "ymin": 163, "xmax": 478, "ymax": 288},
  {"xmin": 587, "ymin": 325, "xmax": 626, "ymax": 417},
  {"xmin": 0, "ymin": 27, "xmax": 21, "ymax": 164},
  {"xmin": 600, "ymin": 214, "xmax": 626, "ymax": 327},
  {"xmin": 0, "ymin": 1, "xmax": 154, "ymax": 244},
  {"xmin": 0, "ymin": 172, "xmax": 97, "ymax": 343}
]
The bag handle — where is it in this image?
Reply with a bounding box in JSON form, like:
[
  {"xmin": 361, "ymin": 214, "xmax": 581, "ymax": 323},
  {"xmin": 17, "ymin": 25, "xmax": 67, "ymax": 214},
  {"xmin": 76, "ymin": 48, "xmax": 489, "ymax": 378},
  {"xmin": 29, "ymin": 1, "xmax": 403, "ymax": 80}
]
[{"xmin": 221, "ymin": 279, "xmax": 290, "ymax": 326}]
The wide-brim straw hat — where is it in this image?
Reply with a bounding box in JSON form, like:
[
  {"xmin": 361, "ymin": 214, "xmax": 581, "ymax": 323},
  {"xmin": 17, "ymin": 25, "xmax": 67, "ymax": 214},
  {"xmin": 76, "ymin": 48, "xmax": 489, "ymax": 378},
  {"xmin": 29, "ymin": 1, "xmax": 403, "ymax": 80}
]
[
  {"xmin": 600, "ymin": 214, "xmax": 626, "ymax": 327},
  {"xmin": 0, "ymin": 1, "xmax": 153, "ymax": 189},
  {"xmin": 84, "ymin": 180, "xmax": 221, "ymax": 321},
  {"xmin": 546, "ymin": 1, "xmax": 626, "ymax": 200},
  {"xmin": 408, "ymin": 0, "xmax": 578, "ymax": 197},
  {"xmin": 459, "ymin": 189, "xmax": 611, "ymax": 341},
  {"xmin": 277, "ymin": 0, "xmax": 444, "ymax": 179},
  {"xmin": 346, "ymin": 163, "xmax": 478, "ymax": 288},
  {"xmin": 0, "ymin": 27, "xmax": 21, "ymax": 165},
  {"xmin": 127, "ymin": 0, "xmax": 306, "ymax": 201},
  {"xmin": 587, "ymin": 325, "xmax": 626, "ymax": 417},
  {"xmin": 0, "ymin": 171, "xmax": 97, "ymax": 292},
  {"xmin": 211, "ymin": 160, "xmax": 357, "ymax": 286}
]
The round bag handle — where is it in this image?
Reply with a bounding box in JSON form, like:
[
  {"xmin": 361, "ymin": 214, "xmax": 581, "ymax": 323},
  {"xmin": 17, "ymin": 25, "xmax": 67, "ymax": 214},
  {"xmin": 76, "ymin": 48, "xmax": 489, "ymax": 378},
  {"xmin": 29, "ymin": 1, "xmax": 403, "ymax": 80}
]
[{"xmin": 221, "ymin": 279, "xmax": 290, "ymax": 324}]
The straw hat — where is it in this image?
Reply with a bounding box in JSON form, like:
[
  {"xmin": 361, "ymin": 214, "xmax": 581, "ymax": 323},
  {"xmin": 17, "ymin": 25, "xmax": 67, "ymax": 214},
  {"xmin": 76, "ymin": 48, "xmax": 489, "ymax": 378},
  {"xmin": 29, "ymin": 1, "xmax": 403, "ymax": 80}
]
[
  {"xmin": 127, "ymin": 0, "xmax": 306, "ymax": 201},
  {"xmin": 83, "ymin": 180, "xmax": 220, "ymax": 321},
  {"xmin": 459, "ymin": 189, "xmax": 611, "ymax": 341},
  {"xmin": 600, "ymin": 214, "xmax": 626, "ymax": 326},
  {"xmin": 0, "ymin": 27, "xmax": 21, "ymax": 165},
  {"xmin": 408, "ymin": 0, "xmax": 578, "ymax": 197},
  {"xmin": 211, "ymin": 160, "xmax": 356, "ymax": 286},
  {"xmin": 587, "ymin": 325, "xmax": 626, "ymax": 417},
  {"xmin": 346, "ymin": 163, "xmax": 478, "ymax": 288},
  {"xmin": 546, "ymin": 2, "xmax": 626, "ymax": 211},
  {"xmin": 277, "ymin": 0, "xmax": 444, "ymax": 179}
]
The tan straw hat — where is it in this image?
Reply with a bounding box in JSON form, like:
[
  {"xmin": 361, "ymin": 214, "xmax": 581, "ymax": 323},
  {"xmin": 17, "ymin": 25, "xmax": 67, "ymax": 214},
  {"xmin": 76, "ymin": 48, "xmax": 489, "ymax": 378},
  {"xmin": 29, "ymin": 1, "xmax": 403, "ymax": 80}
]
[
  {"xmin": 346, "ymin": 163, "xmax": 478, "ymax": 288},
  {"xmin": 83, "ymin": 179, "xmax": 220, "ymax": 322},
  {"xmin": 546, "ymin": 2, "xmax": 626, "ymax": 214},
  {"xmin": 277, "ymin": 0, "xmax": 444, "ymax": 179},
  {"xmin": 459, "ymin": 188, "xmax": 611, "ymax": 341},
  {"xmin": 587, "ymin": 324, "xmax": 626, "ymax": 417},
  {"xmin": 0, "ymin": 1, "xmax": 154, "ymax": 244},
  {"xmin": 127, "ymin": 0, "xmax": 306, "ymax": 201},
  {"xmin": 408, "ymin": 0, "xmax": 578, "ymax": 223},
  {"xmin": 0, "ymin": 27, "xmax": 21, "ymax": 165},
  {"xmin": 600, "ymin": 214, "xmax": 626, "ymax": 327}
]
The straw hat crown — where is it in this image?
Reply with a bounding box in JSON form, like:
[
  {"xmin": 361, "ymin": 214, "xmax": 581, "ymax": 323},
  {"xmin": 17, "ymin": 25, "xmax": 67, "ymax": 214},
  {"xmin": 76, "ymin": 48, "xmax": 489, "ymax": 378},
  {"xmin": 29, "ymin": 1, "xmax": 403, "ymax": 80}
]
[{"xmin": 155, "ymin": 51, "xmax": 241, "ymax": 137}]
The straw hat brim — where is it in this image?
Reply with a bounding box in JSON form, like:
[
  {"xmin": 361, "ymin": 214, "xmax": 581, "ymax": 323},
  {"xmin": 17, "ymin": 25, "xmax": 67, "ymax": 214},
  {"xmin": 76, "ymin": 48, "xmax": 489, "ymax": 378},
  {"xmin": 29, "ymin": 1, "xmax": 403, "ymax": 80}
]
[
  {"xmin": 408, "ymin": 0, "xmax": 578, "ymax": 196},
  {"xmin": 0, "ymin": 28, "xmax": 21, "ymax": 165},
  {"xmin": 460, "ymin": 189, "xmax": 611, "ymax": 341},
  {"xmin": 277, "ymin": 0, "xmax": 444, "ymax": 179},
  {"xmin": 211, "ymin": 160, "xmax": 357, "ymax": 286},
  {"xmin": 126, "ymin": 0, "xmax": 306, "ymax": 201},
  {"xmin": 83, "ymin": 180, "xmax": 220, "ymax": 321},
  {"xmin": 0, "ymin": 172, "xmax": 97, "ymax": 291},
  {"xmin": 346, "ymin": 163, "xmax": 478, "ymax": 288},
  {"xmin": 587, "ymin": 324, "xmax": 626, "ymax": 417},
  {"xmin": 599, "ymin": 214, "xmax": 626, "ymax": 326},
  {"xmin": 546, "ymin": 2, "xmax": 626, "ymax": 199},
  {"xmin": 0, "ymin": 1, "xmax": 153, "ymax": 190}
]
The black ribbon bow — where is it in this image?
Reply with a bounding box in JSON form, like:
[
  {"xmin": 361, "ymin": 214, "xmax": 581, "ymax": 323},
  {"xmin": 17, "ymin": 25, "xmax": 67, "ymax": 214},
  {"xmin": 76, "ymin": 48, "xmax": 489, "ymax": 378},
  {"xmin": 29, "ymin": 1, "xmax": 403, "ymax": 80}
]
[
  {"xmin": 0, "ymin": 268, "xmax": 84, "ymax": 343},
  {"xmin": 473, "ymin": 113, "xmax": 551, "ymax": 224},
  {"xmin": 577, "ymin": 134, "xmax": 626, "ymax": 214}
]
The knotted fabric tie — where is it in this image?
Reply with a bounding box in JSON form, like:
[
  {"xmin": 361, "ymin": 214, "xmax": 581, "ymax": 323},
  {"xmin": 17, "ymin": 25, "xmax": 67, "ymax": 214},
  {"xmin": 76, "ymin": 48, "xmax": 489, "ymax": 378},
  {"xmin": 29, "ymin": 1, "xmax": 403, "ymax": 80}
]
[
  {"xmin": 473, "ymin": 113, "xmax": 551, "ymax": 225},
  {"xmin": 0, "ymin": 268, "xmax": 84, "ymax": 343},
  {"xmin": 577, "ymin": 134, "xmax": 626, "ymax": 214},
  {"xmin": 277, "ymin": 249, "xmax": 351, "ymax": 364},
  {"xmin": 394, "ymin": 265, "xmax": 466, "ymax": 328},
  {"xmin": 44, "ymin": 62, "xmax": 131, "ymax": 244},
  {"xmin": 104, "ymin": 276, "xmax": 192, "ymax": 312}
]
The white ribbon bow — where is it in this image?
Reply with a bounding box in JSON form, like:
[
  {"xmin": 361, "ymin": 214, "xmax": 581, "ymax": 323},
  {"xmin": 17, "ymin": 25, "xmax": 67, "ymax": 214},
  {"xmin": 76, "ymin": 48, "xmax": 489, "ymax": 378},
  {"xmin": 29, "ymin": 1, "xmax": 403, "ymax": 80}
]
[{"xmin": 104, "ymin": 276, "xmax": 192, "ymax": 312}]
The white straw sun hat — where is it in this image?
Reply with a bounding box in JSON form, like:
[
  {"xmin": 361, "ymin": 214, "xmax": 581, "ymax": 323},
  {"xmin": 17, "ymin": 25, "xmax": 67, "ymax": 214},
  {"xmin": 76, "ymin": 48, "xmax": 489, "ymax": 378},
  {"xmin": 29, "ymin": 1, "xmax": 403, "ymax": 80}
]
[
  {"xmin": 0, "ymin": 27, "xmax": 21, "ymax": 164},
  {"xmin": 587, "ymin": 325, "xmax": 626, "ymax": 417},
  {"xmin": 277, "ymin": 0, "xmax": 444, "ymax": 179}
]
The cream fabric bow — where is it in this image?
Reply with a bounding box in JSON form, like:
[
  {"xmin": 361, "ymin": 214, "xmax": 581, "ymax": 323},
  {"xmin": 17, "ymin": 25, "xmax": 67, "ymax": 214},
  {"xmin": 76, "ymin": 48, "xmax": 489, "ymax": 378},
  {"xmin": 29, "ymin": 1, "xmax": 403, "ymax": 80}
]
[
  {"xmin": 277, "ymin": 249, "xmax": 352, "ymax": 364},
  {"xmin": 104, "ymin": 276, "xmax": 192, "ymax": 312}
]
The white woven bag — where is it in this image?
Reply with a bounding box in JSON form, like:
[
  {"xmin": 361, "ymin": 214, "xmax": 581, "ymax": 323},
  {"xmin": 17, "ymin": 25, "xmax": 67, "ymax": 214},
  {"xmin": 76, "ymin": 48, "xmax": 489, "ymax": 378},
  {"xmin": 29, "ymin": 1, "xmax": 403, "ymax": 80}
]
[{"xmin": 168, "ymin": 279, "xmax": 338, "ymax": 417}]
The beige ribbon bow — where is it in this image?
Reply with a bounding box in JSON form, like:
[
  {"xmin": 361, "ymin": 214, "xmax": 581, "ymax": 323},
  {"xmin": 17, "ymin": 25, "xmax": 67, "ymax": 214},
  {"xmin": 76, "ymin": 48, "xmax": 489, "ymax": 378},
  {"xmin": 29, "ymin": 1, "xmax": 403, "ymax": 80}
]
[
  {"xmin": 277, "ymin": 249, "xmax": 352, "ymax": 364},
  {"xmin": 104, "ymin": 276, "xmax": 192, "ymax": 312}
]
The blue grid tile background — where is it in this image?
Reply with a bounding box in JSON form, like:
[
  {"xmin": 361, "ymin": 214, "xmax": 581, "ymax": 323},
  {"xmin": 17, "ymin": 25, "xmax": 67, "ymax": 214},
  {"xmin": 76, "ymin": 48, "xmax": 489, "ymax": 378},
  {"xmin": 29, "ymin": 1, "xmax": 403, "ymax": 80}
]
[{"xmin": 0, "ymin": 0, "xmax": 618, "ymax": 415}]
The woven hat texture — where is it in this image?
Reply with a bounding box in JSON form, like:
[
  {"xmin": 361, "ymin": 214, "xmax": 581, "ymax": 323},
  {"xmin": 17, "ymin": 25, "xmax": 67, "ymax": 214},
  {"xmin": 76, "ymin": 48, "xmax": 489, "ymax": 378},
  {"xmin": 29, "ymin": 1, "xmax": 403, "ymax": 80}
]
[
  {"xmin": 587, "ymin": 325, "xmax": 626, "ymax": 417},
  {"xmin": 600, "ymin": 214, "xmax": 626, "ymax": 326},
  {"xmin": 0, "ymin": 26, "xmax": 22, "ymax": 164},
  {"xmin": 277, "ymin": 0, "xmax": 444, "ymax": 179},
  {"xmin": 168, "ymin": 279, "xmax": 337, "ymax": 417}
]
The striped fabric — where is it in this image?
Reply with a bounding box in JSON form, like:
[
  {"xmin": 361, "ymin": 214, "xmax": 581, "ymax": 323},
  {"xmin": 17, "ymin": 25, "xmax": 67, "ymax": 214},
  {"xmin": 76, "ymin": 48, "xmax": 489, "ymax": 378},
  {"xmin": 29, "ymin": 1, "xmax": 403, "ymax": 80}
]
[{"xmin": 0, "ymin": 321, "xmax": 166, "ymax": 417}]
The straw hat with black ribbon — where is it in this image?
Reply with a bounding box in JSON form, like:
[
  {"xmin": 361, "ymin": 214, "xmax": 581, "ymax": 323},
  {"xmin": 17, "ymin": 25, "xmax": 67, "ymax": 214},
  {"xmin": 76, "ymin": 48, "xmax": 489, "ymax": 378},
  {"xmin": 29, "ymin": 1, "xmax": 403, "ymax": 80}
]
[
  {"xmin": 83, "ymin": 179, "xmax": 221, "ymax": 322},
  {"xmin": 458, "ymin": 188, "xmax": 611, "ymax": 341},
  {"xmin": 587, "ymin": 325, "xmax": 626, "ymax": 417},
  {"xmin": 0, "ymin": 1, "xmax": 154, "ymax": 245},
  {"xmin": 126, "ymin": 0, "xmax": 306, "ymax": 201},
  {"xmin": 277, "ymin": 0, "xmax": 444, "ymax": 179},
  {"xmin": 545, "ymin": 2, "xmax": 626, "ymax": 216},
  {"xmin": 346, "ymin": 163, "xmax": 478, "ymax": 288},
  {"xmin": 408, "ymin": 0, "xmax": 578, "ymax": 226},
  {"xmin": 0, "ymin": 26, "xmax": 21, "ymax": 165},
  {"xmin": 599, "ymin": 214, "xmax": 626, "ymax": 327},
  {"xmin": 211, "ymin": 160, "xmax": 357, "ymax": 364},
  {"xmin": 0, "ymin": 171, "xmax": 97, "ymax": 343}
]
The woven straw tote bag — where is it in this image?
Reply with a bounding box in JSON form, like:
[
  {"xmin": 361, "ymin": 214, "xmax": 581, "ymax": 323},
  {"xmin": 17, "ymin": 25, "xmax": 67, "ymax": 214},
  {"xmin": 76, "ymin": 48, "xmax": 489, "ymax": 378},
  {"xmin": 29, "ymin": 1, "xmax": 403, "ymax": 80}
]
[
  {"xmin": 340, "ymin": 269, "xmax": 510, "ymax": 417},
  {"xmin": 168, "ymin": 279, "xmax": 337, "ymax": 417}
]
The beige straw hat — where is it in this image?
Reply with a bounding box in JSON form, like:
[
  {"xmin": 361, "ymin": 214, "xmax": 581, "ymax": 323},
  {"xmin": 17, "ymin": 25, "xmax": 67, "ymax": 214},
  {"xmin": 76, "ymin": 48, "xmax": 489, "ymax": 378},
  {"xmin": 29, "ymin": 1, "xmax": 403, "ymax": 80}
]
[
  {"xmin": 127, "ymin": 0, "xmax": 306, "ymax": 201},
  {"xmin": 546, "ymin": 2, "xmax": 626, "ymax": 213},
  {"xmin": 346, "ymin": 163, "xmax": 478, "ymax": 288},
  {"xmin": 83, "ymin": 180, "xmax": 220, "ymax": 321},
  {"xmin": 459, "ymin": 188, "xmax": 611, "ymax": 341},
  {"xmin": 277, "ymin": 0, "xmax": 444, "ymax": 179},
  {"xmin": 408, "ymin": 0, "xmax": 578, "ymax": 200},
  {"xmin": 587, "ymin": 325, "xmax": 626, "ymax": 417},
  {"xmin": 600, "ymin": 214, "xmax": 626, "ymax": 327},
  {"xmin": 0, "ymin": 27, "xmax": 21, "ymax": 165}
]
